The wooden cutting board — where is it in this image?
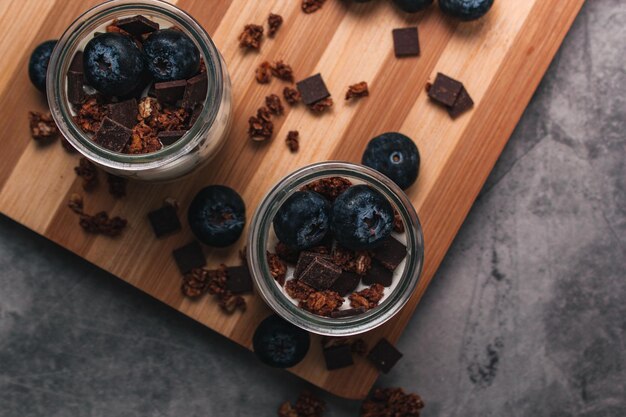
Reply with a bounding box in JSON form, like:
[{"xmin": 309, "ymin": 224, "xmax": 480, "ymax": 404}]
[{"xmin": 0, "ymin": 0, "xmax": 584, "ymax": 400}]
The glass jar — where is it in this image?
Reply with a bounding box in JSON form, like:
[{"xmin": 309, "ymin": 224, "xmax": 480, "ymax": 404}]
[
  {"xmin": 47, "ymin": 0, "xmax": 232, "ymax": 182},
  {"xmin": 247, "ymin": 162, "xmax": 425, "ymax": 337}
]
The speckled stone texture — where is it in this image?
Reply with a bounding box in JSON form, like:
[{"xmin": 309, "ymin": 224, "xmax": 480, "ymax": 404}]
[{"xmin": 1, "ymin": 1, "xmax": 625, "ymax": 416}]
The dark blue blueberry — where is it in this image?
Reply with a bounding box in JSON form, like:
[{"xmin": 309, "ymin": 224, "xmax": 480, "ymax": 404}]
[
  {"xmin": 83, "ymin": 33, "xmax": 146, "ymax": 97},
  {"xmin": 187, "ymin": 185, "xmax": 246, "ymax": 247},
  {"xmin": 392, "ymin": 0, "xmax": 433, "ymax": 13},
  {"xmin": 28, "ymin": 40, "xmax": 57, "ymax": 92},
  {"xmin": 273, "ymin": 191, "xmax": 331, "ymax": 251},
  {"xmin": 439, "ymin": 0, "xmax": 494, "ymax": 21},
  {"xmin": 143, "ymin": 29, "xmax": 200, "ymax": 82},
  {"xmin": 362, "ymin": 132, "xmax": 420, "ymax": 190},
  {"xmin": 331, "ymin": 185, "xmax": 394, "ymax": 250},
  {"xmin": 253, "ymin": 315, "xmax": 310, "ymax": 368}
]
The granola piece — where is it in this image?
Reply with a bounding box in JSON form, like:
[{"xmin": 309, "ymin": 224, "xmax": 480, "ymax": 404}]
[
  {"xmin": 361, "ymin": 388, "xmax": 424, "ymax": 417},
  {"xmin": 302, "ymin": 0, "xmax": 326, "ymax": 14},
  {"xmin": 278, "ymin": 402, "xmax": 298, "ymax": 417},
  {"xmin": 256, "ymin": 61, "xmax": 272, "ymax": 84},
  {"xmin": 349, "ymin": 284, "xmax": 384, "ymax": 309},
  {"xmin": 283, "ymin": 87, "xmax": 301, "ymax": 105},
  {"xmin": 266, "ymin": 94, "xmax": 284, "ymax": 116},
  {"xmin": 155, "ymin": 107, "xmax": 189, "ymax": 132},
  {"xmin": 219, "ymin": 293, "xmax": 246, "ymax": 313},
  {"xmin": 271, "ymin": 60, "xmax": 294, "ymax": 82},
  {"xmin": 355, "ymin": 252, "xmax": 372, "ymax": 275},
  {"xmin": 285, "ymin": 279, "xmax": 315, "ymax": 302},
  {"xmin": 267, "ymin": 251, "xmax": 287, "ymax": 286},
  {"xmin": 74, "ymin": 97, "xmax": 107, "ymax": 134},
  {"xmin": 238, "ymin": 24, "xmax": 264, "ymax": 49},
  {"xmin": 182, "ymin": 268, "xmax": 210, "ymax": 298},
  {"xmin": 294, "ymin": 391, "xmax": 326, "ymax": 416},
  {"xmin": 393, "ymin": 210, "xmax": 405, "ymax": 233},
  {"xmin": 79, "ymin": 211, "xmax": 127, "ymax": 237},
  {"xmin": 137, "ymin": 96, "xmax": 160, "ymax": 120},
  {"xmin": 184, "ymin": 265, "xmax": 247, "ymax": 313},
  {"xmin": 332, "ymin": 245, "xmax": 371, "ymax": 275},
  {"xmin": 107, "ymin": 174, "xmax": 127, "ymax": 198},
  {"xmin": 248, "ymin": 107, "xmax": 274, "ymax": 141},
  {"xmin": 268, "ymin": 13, "xmax": 283, "ymax": 38},
  {"xmin": 345, "ymin": 81, "xmax": 369, "ymax": 101},
  {"xmin": 127, "ymin": 121, "xmax": 162, "ymax": 154},
  {"xmin": 301, "ymin": 290, "xmax": 344, "ymax": 316},
  {"xmin": 275, "ymin": 241, "xmax": 300, "ymax": 264},
  {"xmin": 74, "ymin": 157, "xmax": 99, "ymax": 191},
  {"xmin": 301, "ymin": 176, "xmax": 352, "ymax": 201},
  {"xmin": 286, "ymin": 130, "xmax": 299, "ymax": 153},
  {"xmin": 68, "ymin": 193, "xmax": 84, "ymax": 214},
  {"xmin": 308, "ymin": 97, "xmax": 333, "ymax": 113},
  {"xmin": 28, "ymin": 111, "xmax": 58, "ymax": 142}
]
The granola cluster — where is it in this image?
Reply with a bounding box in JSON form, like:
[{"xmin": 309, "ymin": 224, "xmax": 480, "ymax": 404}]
[
  {"xmin": 268, "ymin": 13, "xmax": 283, "ymax": 38},
  {"xmin": 238, "ymin": 24, "xmax": 264, "ymax": 49},
  {"xmin": 345, "ymin": 81, "xmax": 369, "ymax": 101},
  {"xmin": 75, "ymin": 157, "xmax": 99, "ymax": 191},
  {"xmin": 256, "ymin": 61, "xmax": 272, "ymax": 84},
  {"xmin": 28, "ymin": 111, "xmax": 59, "ymax": 142},
  {"xmin": 283, "ymin": 87, "xmax": 301, "ymax": 105},
  {"xmin": 360, "ymin": 388, "xmax": 424, "ymax": 417},
  {"xmin": 267, "ymin": 251, "xmax": 287, "ymax": 285},
  {"xmin": 300, "ymin": 176, "xmax": 352, "ymax": 201},
  {"xmin": 286, "ymin": 130, "xmax": 299, "ymax": 153},
  {"xmin": 248, "ymin": 107, "xmax": 274, "ymax": 141},
  {"xmin": 266, "ymin": 94, "xmax": 285, "ymax": 116},
  {"xmin": 271, "ymin": 60, "xmax": 295, "ymax": 82},
  {"xmin": 73, "ymin": 97, "xmax": 107, "ymax": 134},
  {"xmin": 349, "ymin": 284, "xmax": 385, "ymax": 309},
  {"xmin": 285, "ymin": 280, "xmax": 344, "ymax": 316},
  {"xmin": 78, "ymin": 211, "xmax": 128, "ymax": 237},
  {"xmin": 332, "ymin": 245, "xmax": 372, "ymax": 275},
  {"xmin": 181, "ymin": 265, "xmax": 246, "ymax": 313},
  {"xmin": 308, "ymin": 97, "xmax": 333, "ymax": 113},
  {"xmin": 302, "ymin": 0, "xmax": 326, "ymax": 14},
  {"xmin": 278, "ymin": 391, "xmax": 325, "ymax": 417}
]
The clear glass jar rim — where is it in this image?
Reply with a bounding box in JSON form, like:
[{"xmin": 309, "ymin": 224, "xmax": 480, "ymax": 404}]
[
  {"xmin": 247, "ymin": 161, "xmax": 425, "ymax": 337},
  {"xmin": 46, "ymin": 0, "xmax": 224, "ymax": 171}
]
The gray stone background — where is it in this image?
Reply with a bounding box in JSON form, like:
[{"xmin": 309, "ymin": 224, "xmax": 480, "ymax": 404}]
[{"xmin": 1, "ymin": 1, "xmax": 624, "ymax": 416}]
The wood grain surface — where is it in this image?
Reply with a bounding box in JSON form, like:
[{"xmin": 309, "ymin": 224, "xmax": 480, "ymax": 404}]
[{"xmin": 0, "ymin": 0, "xmax": 584, "ymax": 399}]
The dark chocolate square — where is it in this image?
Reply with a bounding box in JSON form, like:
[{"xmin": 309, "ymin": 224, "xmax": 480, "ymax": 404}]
[
  {"xmin": 147, "ymin": 204, "xmax": 181, "ymax": 238},
  {"xmin": 115, "ymin": 15, "xmax": 159, "ymax": 37},
  {"xmin": 107, "ymin": 99, "xmax": 138, "ymax": 129},
  {"xmin": 428, "ymin": 73, "xmax": 463, "ymax": 107},
  {"xmin": 448, "ymin": 86, "xmax": 474, "ymax": 119},
  {"xmin": 69, "ymin": 51, "xmax": 84, "ymax": 73},
  {"xmin": 371, "ymin": 236, "xmax": 407, "ymax": 271},
  {"xmin": 392, "ymin": 27, "xmax": 420, "ymax": 57},
  {"xmin": 67, "ymin": 71, "xmax": 85, "ymax": 105},
  {"xmin": 94, "ymin": 117, "xmax": 132, "ymax": 152},
  {"xmin": 226, "ymin": 265, "xmax": 253, "ymax": 294},
  {"xmin": 294, "ymin": 251, "xmax": 332, "ymax": 279},
  {"xmin": 296, "ymin": 74, "xmax": 330, "ymax": 106},
  {"xmin": 172, "ymin": 241, "xmax": 206, "ymax": 275},
  {"xmin": 155, "ymin": 79, "xmax": 187, "ymax": 104},
  {"xmin": 299, "ymin": 257, "xmax": 342, "ymax": 290},
  {"xmin": 323, "ymin": 344, "xmax": 354, "ymax": 370},
  {"xmin": 367, "ymin": 338, "xmax": 403, "ymax": 374},
  {"xmin": 158, "ymin": 130, "xmax": 186, "ymax": 146},
  {"xmin": 330, "ymin": 307, "xmax": 366, "ymax": 319},
  {"xmin": 362, "ymin": 261, "xmax": 394, "ymax": 287},
  {"xmin": 182, "ymin": 73, "xmax": 208, "ymax": 109},
  {"xmin": 330, "ymin": 271, "xmax": 362, "ymax": 296}
]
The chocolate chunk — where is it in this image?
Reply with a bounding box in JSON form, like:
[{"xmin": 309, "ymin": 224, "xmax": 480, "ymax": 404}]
[
  {"xmin": 448, "ymin": 86, "xmax": 474, "ymax": 119},
  {"xmin": 392, "ymin": 27, "xmax": 420, "ymax": 57},
  {"xmin": 323, "ymin": 344, "xmax": 354, "ymax": 370},
  {"xmin": 158, "ymin": 130, "xmax": 186, "ymax": 146},
  {"xmin": 371, "ymin": 236, "xmax": 407, "ymax": 271},
  {"xmin": 226, "ymin": 265, "xmax": 253, "ymax": 294},
  {"xmin": 155, "ymin": 79, "xmax": 187, "ymax": 104},
  {"xmin": 172, "ymin": 241, "xmax": 206, "ymax": 275},
  {"xmin": 115, "ymin": 15, "xmax": 159, "ymax": 37},
  {"xmin": 296, "ymin": 73, "xmax": 330, "ymax": 106},
  {"xmin": 107, "ymin": 99, "xmax": 138, "ymax": 129},
  {"xmin": 367, "ymin": 338, "xmax": 403, "ymax": 374},
  {"xmin": 294, "ymin": 251, "xmax": 332, "ymax": 279},
  {"xmin": 182, "ymin": 73, "xmax": 208, "ymax": 109},
  {"xmin": 362, "ymin": 261, "xmax": 394, "ymax": 287},
  {"xmin": 427, "ymin": 73, "xmax": 463, "ymax": 107},
  {"xmin": 330, "ymin": 271, "xmax": 362, "ymax": 296},
  {"xmin": 330, "ymin": 307, "xmax": 366, "ymax": 318},
  {"xmin": 94, "ymin": 117, "xmax": 132, "ymax": 152},
  {"xmin": 69, "ymin": 51, "xmax": 84, "ymax": 73},
  {"xmin": 147, "ymin": 204, "xmax": 181, "ymax": 238},
  {"xmin": 188, "ymin": 104, "xmax": 203, "ymax": 128},
  {"xmin": 67, "ymin": 71, "xmax": 85, "ymax": 105},
  {"xmin": 299, "ymin": 257, "xmax": 342, "ymax": 290}
]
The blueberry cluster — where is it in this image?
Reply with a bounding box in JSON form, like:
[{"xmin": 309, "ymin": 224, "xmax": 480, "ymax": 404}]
[{"xmin": 352, "ymin": 0, "xmax": 494, "ymax": 21}]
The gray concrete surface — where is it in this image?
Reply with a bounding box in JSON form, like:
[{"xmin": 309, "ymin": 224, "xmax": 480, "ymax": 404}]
[{"xmin": 1, "ymin": 1, "xmax": 625, "ymax": 416}]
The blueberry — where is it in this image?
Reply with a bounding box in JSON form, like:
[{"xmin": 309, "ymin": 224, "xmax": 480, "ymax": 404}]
[
  {"xmin": 362, "ymin": 132, "xmax": 420, "ymax": 190},
  {"xmin": 28, "ymin": 40, "xmax": 57, "ymax": 92},
  {"xmin": 253, "ymin": 315, "xmax": 310, "ymax": 368},
  {"xmin": 439, "ymin": 0, "xmax": 494, "ymax": 21},
  {"xmin": 273, "ymin": 191, "xmax": 331, "ymax": 251},
  {"xmin": 143, "ymin": 29, "xmax": 200, "ymax": 82},
  {"xmin": 331, "ymin": 185, "xmax": 394, "ymax": 250},
  {"xmin": 83, "ymin": 33, "xmax": 146, "ymax": 97},
  {"xmin": 187, "ymin": 185, "xmax": 246, "ymax": 247},
  {"xmin": 392, "ymin": 0, "xmax": 433, "ymax": 13}
]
